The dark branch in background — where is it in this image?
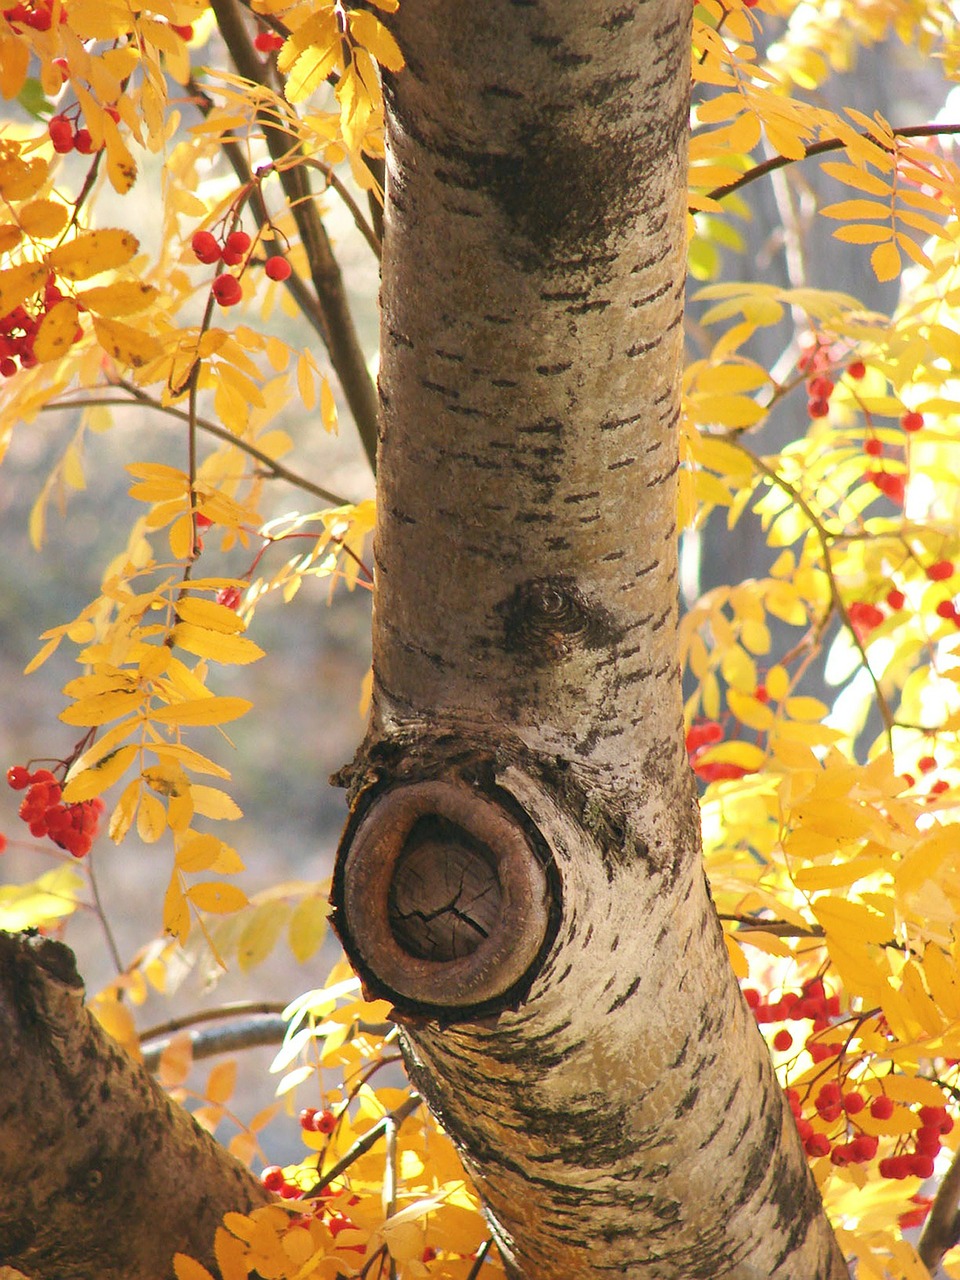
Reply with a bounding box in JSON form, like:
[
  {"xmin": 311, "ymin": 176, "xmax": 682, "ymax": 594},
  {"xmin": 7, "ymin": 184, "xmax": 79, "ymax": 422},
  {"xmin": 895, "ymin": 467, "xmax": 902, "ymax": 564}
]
[
  {"xmin": 705, "ymin": 122, "xmax": 960, "ymax": 204},
  {"xmin": 44, "ymin": 385, "xmax": 352, "ymax": 507},
  {"xmin": 140, "ymin": 1012, "xmax": 288, "ymax": 1070},
  {"xmin": 718, "ymin": 913, "xmax": 825, "ymax": 939},
  {"xmin": 204, "ymin": 0, "xmax": 380, "ymax": 471},
  {"xmin": 919, "ymin": 1144, "xmax": 960, "ymax": 1272}
]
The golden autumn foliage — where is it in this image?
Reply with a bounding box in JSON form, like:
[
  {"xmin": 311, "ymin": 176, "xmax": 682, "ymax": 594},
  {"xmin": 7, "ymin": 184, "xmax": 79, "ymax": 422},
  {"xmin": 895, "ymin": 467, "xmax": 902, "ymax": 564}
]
[{"xmin": 3, "ymin": 0, "xmax": 960, "ymax": 1275}]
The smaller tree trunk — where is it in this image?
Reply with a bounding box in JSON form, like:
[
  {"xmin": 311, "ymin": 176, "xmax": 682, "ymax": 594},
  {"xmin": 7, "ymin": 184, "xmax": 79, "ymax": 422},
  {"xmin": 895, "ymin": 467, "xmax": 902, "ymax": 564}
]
[{"xmin": 0, "ymin": 931, "xmax": 271, "ymax": 1280}]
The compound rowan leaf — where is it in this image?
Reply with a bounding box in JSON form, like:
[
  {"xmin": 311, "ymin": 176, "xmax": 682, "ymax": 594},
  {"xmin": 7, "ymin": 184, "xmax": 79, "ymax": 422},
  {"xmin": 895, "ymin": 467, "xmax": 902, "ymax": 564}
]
[{"xmin": 47, "ymin": 229, "xmax": 138, "ymax": 280}]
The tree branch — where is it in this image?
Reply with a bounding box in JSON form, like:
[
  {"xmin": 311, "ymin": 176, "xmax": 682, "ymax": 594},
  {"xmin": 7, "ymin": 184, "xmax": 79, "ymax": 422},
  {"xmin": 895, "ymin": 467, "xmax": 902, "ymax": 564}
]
[
  {"xmin": 0, "ymin": 931, "xmax": 271, "ymax": 1279},
  {"xmin": 207, "ymin": 0, "xmax": 380, "ymax": 471},
  {"xmin": 704, "ymin": 122, "xmax": 960, "ymax": 204},
  {"xmin": 918, "ymin": 1143, "xmax": 960, "ymax": 1274}
]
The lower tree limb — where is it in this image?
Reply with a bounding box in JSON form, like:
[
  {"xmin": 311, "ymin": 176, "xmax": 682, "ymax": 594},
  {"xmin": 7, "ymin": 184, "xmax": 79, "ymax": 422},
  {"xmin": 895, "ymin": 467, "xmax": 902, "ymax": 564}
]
[{"xmin": 0, "ymin": 931, "xmax": 271, "ymax": 1280}]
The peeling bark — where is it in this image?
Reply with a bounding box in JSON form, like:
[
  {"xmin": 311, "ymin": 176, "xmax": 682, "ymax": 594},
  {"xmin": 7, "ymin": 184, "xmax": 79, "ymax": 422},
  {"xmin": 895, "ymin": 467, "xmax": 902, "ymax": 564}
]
[
  {"xmin": 0, "ymin": 931, "xmax": 270, "ymax": 1280},
  {"xmin": 332, "ymin": 2, "xmax": 849, "ymax": 1277}
]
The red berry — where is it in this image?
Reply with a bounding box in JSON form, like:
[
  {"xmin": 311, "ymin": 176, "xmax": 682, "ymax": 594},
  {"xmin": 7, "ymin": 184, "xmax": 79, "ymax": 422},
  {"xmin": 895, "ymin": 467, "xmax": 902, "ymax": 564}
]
[
  {"xmin": 850, "ymin": 1134, "xmax": 878, "ymax": 1162},
  {"xmin": 265, "ymin": 255, "xmax": 292, "ymax": 282},
  {"xmin": 807, "ymin": 375, "xmax": 835, "ymax": 400},
  {"xmin": 225, "ymin": 230, "xmax": 251, "ymax": 256},
  {"xmin": 48, "ymin": 116, "xmax": 74, "ymax": 154},
  {"xmin": 7, "ymin": 766, "xmax": 31, "ymax": 790},
  {"xmin": 299, "ymin": 1107, "xmax": 318, "ymax": 1131},
  {"xmin": 847, "ymin": 360, "xmax": 866, "ymax": 379},
  {"xmin": 805, "ymin": 1134, "xmax": 831, "ymax": 1157},
  {"xmin": 772, "ymin": 1029, "xmax": 792, "ymax": 1052},
  {"xmin": 170, "ymin": 22, "xmax": 192, "ymax": 37},
  {"xmin": 918, "ymin": 756, "xmax": 937, "ymax": 773},
  {"xmin": 261, "ymin": 1166, "xmax": 286, "ymax": 1192},
  {"xmin": 930, "ymin": 778, "xmax": 950, "ymax": 796},
  {"xmin": 935, "ymin": 600, "xmax": 958, "ymax": 621},
  {"xmin": 743, "ymin": 987, "xmax": 761, "ymax": 1010},
  {"xmin": 0, "ymin": 358, "xmax": 16, "ymax": 378},
  {"xmin": 870, "ymin": 1095, "xmax": 895, "ymax": 1120},
  {"xmin": 915, "ymin": 1125, "xmax": 942, "ymax": 1155},
  {"xmin": 212, "ymin": 274, "xmax": 242, "ymax": 307},
  {"xmin": 843, "ymin": 1091, "xmax": 865, "ymax": 1115},
  {"xmin": 885, "ymin": 589, "xmax": 905, "ymax": 610},
  {"xmin": 315, "ymin": 1109, "xmax": 337, "ymax": 1134},
  {"xmin": 876, "ymin": 472, "xmax": 906, "ymax": 503},
  {"xmin": 864, "ymin": 437, "xmax": 883, "ymax": 457},
  {"xmin": 808, "ymin": 397, "xmax": 830, "ymax": 419},
  {"xmin": 900, "ymin": 410, "xmax": 924, "ymax": 432},
  {"xmin": 927, "ymin": 560, "xmax": 955, "ymax": 581},
  {"xmin": 909, "ymin": 1153, "xmax": 935, "ymax": 1179},
  {"xmin": 191, "ymin": 230, "xmax": 221, "ymax": 264},
  {"xmin": 254, "ymin": 29, "xmax": 284, "ymax": 51}
]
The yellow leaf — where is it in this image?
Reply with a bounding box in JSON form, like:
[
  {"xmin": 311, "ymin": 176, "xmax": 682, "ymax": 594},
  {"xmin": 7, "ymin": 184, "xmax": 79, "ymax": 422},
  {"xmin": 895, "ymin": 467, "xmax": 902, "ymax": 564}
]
[
  {"xmin": 158, "ymin": 1032, "xmax": 194, "ymax": 1088},
  {"xmin": 78, "ymin": 281, "xmax": 159, "ymax": 316},
  {"xmin": 0, "ymin": 223, "xmax": 21, "ymax": 253},
  {"xmin": 724, "ymin": 932, "xmax": 749, "ymax": 978},
  {"xmin": 30, "ymin": 295, "xmax": 80, "ymax": 360},
  {"xmin": 320, "ymin": 376, "xmax": 338, "ymax": 432},
  {"xmin": 109, "ymin": 778, "xmax": 141, "ymax": 843},
  {"xmin": 812, "ymin": 896, "xmax": 891, "ymax": 946},
  {"xmin": 819, "ymin": 198, "xmax": 890, "ymax": 221},
  {"xmin": 47, "ymin": 229, "xmax": 138, "ymax": 280},
  {"xmin": 0, "ymin": 261, "xmax": 46, "ymax": 317},
  {"xmin": 727, "ymin": 689, "xmax": 774, "ymax": 731},
  {"xmin": 62, "ymin": 442, "xmax": 86, "ymax": 492},
  {"xmin": 164, "ymin": 874, "xmax": 191, "ymax": 942},
  {"xmin": 819, "ymin": 161, "xmax": 890, "ymax": 196},
  {"xmin": 870, "ymin": 240, "xmax": 901, "ymax": 282},
  {"xmin": 186, "ymin": 882, "xmax": 249, "ymax": 914},
  {"xmin": 60, "ymin": 690, "xmax": 142, "ymax": 726},
  {"xmin": 191, "ymin": 785, "xmax": 242, "ymax": 820},
  {"xmin": 93, "ymin": 315, "xmax": 162, "ymax": 369},
  {"xmin": 214, "ymin": 1227, "xmax": 250, "ymax": 1280},
  {"xmin": 0, "ymin": 865, "xmax": 84, "ymax": 931},
  {"xmin": 205, "ymin": 1060, "xmax": 237, "ymax": 1104},
  {"xmin": 348, "ymin": 8, "xmax": 404, "ymax": 70},
  {"xmin": 173, "ymin": 1254, "xmax": 216, "ymax": 1280},
  {"xmin": 19, "ymin": 199, "xmax": 69, "ymax": 239},
  {"xmin": 151, "ymin": 697, "xmax": 253, "ymax": 726},
  {"xmin": 103, "ymin": 115, "xmax": 137, "ymax": 193},
  {"xmin": 288, "ymin": 895, "xmax": 329, "ymax": 963},
  {"xmin": 63, "ymin": 744, "xmax": 138, "ymax": 802},
  {"xmin": 175, "ymin": 597, "xmax": 247, "ymax": 634},
  {"xmin": 153, "ymin": 743, "xmax": 231, "ymax": 779},
  {"xmin": 0, "ymin": 35, "xmax": 29, "ymax": 99},
  {"xmin": 172, "ymin": 623, "xmax": 264, "ymax": 665},
  {"xmin": 832, "ymin": 224, "xmax": 893, "ymax": 245},
  {"xmin": 176, "ymin": 834, "xmax": 225, "ymax": 873},
  {"xmin": 924, "ymin": 945, "xmax": 960, "ymax": 1021},
  {"xmin": 137, "ymin": 791, "xmax": 167, "ymax": 843},
  {"xmin": 93, "ymin": 998, "xmax": 141, "ymax": 1060}
]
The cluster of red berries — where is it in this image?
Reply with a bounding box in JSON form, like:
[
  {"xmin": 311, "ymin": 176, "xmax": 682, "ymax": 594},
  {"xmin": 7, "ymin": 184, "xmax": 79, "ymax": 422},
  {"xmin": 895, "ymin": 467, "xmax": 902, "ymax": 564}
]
[
  {"xmin": 685, "ymin": 702, "xmax": 768, "ymax": 783},
  {"xmin": 847, "ymin": 558, "xmax": 959, "ymax": 642},
  {"xmin": 3, "ymin": 0, "xmax": 65, "ymax": 30},
  {"xmin": 190, "ymin": 228, "xmax": 291, "ymax": 309},
  {"xmin": 299, "ymin": 1106, "xmax": 337, "ymax": 1134},
  {"xmin": 6, "ymin": 766, "xmax": 104, "ymax": 858},
  {"xmin": 0, "ymin": 275, "xmax": 83, "ymax": 378},
  {"xmin": 747, "ymin": 980, "xmax": 956, "ymax": 1189}
]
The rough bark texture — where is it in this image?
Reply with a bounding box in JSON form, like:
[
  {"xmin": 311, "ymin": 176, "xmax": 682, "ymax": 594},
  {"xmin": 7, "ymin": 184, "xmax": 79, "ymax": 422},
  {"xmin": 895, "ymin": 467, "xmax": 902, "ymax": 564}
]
[
  {"xmin": 332, "ymin": 3, "xmax": 850, "ymax": 1278},
  {"xmin": 0, "ymin": 931, "xmax": 271, "ymax": 1279}
]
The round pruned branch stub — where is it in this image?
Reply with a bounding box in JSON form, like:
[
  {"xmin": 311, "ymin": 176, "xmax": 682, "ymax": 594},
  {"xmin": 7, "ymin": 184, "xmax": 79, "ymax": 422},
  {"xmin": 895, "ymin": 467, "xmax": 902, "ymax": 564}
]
[{"xmin": 331, "ymin": 777, "xmax": 558, "ymax": 1022}]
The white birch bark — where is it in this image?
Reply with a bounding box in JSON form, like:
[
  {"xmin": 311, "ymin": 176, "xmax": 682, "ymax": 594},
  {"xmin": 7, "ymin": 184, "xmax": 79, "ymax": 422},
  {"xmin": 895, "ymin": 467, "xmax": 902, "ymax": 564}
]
[{"xmin": 333, "ymin": 2, "xmax": 849, "ymax": 1277}]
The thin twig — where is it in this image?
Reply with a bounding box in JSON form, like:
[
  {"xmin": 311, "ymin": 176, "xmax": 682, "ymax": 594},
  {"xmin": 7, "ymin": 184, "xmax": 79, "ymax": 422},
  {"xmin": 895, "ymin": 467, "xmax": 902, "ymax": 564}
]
[
  {"xmin": 42, "ymin": 386, "xmax": 353, "ymax": 508},
  {"xmin": 719, "ymin": 913, "xmax": 824, "ymax": 939},
  {"xmin": 85, "ymin": 854, "xmax": 124, "ymax": 975},
  {"xmin": 465, "ymin": 1239, "xmax": 495, "ymax": 1280}
]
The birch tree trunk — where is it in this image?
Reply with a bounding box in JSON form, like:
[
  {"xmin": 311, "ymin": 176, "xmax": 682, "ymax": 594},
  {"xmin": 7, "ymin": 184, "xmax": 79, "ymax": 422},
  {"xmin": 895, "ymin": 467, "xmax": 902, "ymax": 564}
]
[{"xmin": 331, "ymin": 3, "xmax": 849, "ymax": 1277}]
